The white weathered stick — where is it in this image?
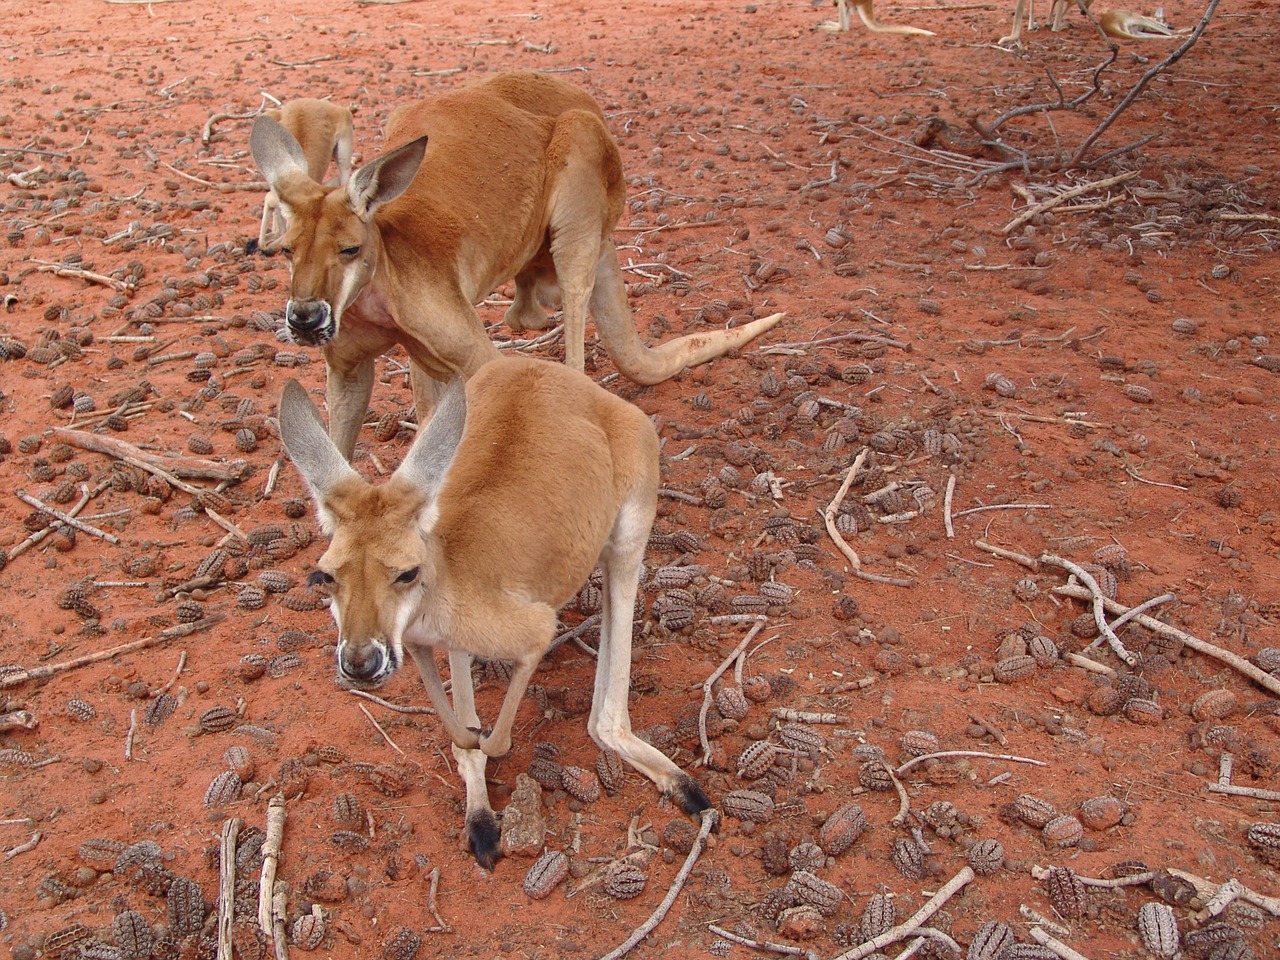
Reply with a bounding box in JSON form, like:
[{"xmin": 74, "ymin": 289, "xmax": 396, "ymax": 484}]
[
  {"xmin": 831, "ymin": 866, "xmax": 976, "ymax": 960},
  {"xmin": 1029, "ymin": 927, "xmax": 1095, "ymax": 960},
  {"xmin": 896, "ymin": 750, "xmax": 1046, "ymax": 776},
  {"xmin": 700, "ymin": 619, "xmax": 768, "ymax": 764},
  {"xmin": 1041, "ymin": 556, "xmax": 1137, "ymax": 666},
  {"xmin": 258, "ymin": 795, "xmax": 287, "ymax": 937},
  {"xmin": 216, "ymin": 817, "xmax": 241, "ymax": 960}
]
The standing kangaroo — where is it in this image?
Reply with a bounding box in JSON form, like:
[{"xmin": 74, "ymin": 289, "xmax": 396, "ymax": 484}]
[
  {"xmin": 277, "ymin": 356, "xmax": 714, "ymax": 869},
  {"xmin": 251, "ymin": 71, "xmax": 783, "ymax": 461}
]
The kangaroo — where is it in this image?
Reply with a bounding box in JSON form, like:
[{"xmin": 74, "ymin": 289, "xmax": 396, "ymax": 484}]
[
  {"xmin": 251, "ymin": 71, "xmax": 783, "ymax": 461},
  {"xmin": 253, "ymin": 99, "xmax": 354, "ymax": 255},
  {"xmin": 276, "ymin": 355, "xmax": 714, "ymax": 868}
]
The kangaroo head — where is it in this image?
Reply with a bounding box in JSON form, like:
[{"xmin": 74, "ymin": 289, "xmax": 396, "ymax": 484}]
[
  {"xmin": 277, "ymin": 378, "xmax": 467, "ymax": 688},
  {"xmin": 250, "ymin": 116, "xmax": 427, "ymax": 347}
]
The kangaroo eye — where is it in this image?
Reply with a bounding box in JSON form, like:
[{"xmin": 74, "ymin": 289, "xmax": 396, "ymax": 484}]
[
  {"xmin": 308, "ymin": 570, "xmax": 335, "ymax": 589},
  {"xmin": 339, "ymin": 245, "xmax": 362, "ymax": 258},
  {"xmin": 394, "ymin": 567, "xmax": 420, "ymax": 586}
]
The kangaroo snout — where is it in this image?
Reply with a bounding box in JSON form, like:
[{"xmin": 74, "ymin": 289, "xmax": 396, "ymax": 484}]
[
  {"xmin": 285, "ymin": 300, "xmax": 335, "ymax": 346},
  {"xmin": 337, "ymin": 639, "xmax": 394, "ymax": 688}
]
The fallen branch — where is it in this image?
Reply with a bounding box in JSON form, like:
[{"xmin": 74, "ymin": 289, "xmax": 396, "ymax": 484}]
[
  {"xmin": 1052, "ymin": 583, "xmax": 1280, "ymax": 697},
  {"xmin": 2, "ymin": 831, "xmax": 41, "ymax": 862},
  {"xmin": 1002, "ymin": 171, "xmax": 1139, "ymax": 235},
  {"xmin": 1029, "ymin": 927, "xmax": 1094, "ymax": 960},
  {"xmin": 258, "ymin": 796, "xmax": 287, "ymax": 938},
  {"xmin": 14, "ymin": 489, "xmax": 120, "ymax": 545},
  {"xmin": 1165, "ymin": 869, "xmax": 1280, "ymax": 922},
  {"xmin": 51, "ymin": 428, "xmax": 250, "ymax": 484},
  {"xmin": 831, "ymin": 866, "xmax": 976, "ymax": 960},
  {"xmin": 28, "ymin": 259, "xmax": 134, "ymax": 292},
  {"xmin": 700, "ymin": 619, "xmax": 769, "ymax": 765},
  {"xmin": 896, "ymin": 750, "xmax": 1046, "ymax": 777},
  {"xmin": 1041, "ymin": 556, "xmax": 1137, "ymax": 666},
  {"xmin": 0, "ymin": 615, "xmax": 225, "ymax": 689},
  {"xmin": 595, "ymin": 811, "xmax": 720, "ymax": 960},
  {"xmin": 216, "ymin": 818, "xmax": 240, "ymax": 960},
  {"xmin": 6, "ymin": 480, "xmax": 109, "ymax": 560}
]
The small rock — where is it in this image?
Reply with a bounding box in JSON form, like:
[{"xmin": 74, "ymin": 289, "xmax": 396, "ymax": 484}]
[{"xmin": 500, "ymin": 774, "xmax": 547, "ymax": 857}]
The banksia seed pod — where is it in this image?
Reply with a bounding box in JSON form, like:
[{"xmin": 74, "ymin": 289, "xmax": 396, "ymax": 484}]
[
  {"xmin": 381, "ymin": 927, "xmax": 422, "ymax": 960},
  {"xmin": 115, "ymin": 839, "xmax": 162, "ymax": 873},
  {"xmin": 223, "ymin": 745, "xmax": 254, "ymax": 781},
  {"xmin": 1182, "ymin": 923, "xmax": 1245, "ymax": 958},
  {"xmin": 1246, "ymin": 822, "xmax": 1280, "ymax": 865},
  {"xmin": 789, "ymin": 842, "xmax": 826, "ymax": 874},
  {"xmin": 560, "ymin": 765, "xmax": 602, "ymax": 803},
  {"xmin": 174, "ymin": 599, "xmax": 204, "ymax": 623},
  {"xmin": 43, "ymin": 925, "xmax": 92, "ymax": 956},
  {"xmin": 268, "ymin": 653, "xmax": 302, "ymax": 678},
  {"xmin": 742, "ymin": 675, "xmax": 772, "ymax": 703},
  {"xmin": 187, "ymin": 435, "xmax": 214, "ymax": 455},
  {"xmin": 367, "ymin": 765, "xmax": 407, "ymax": 797},
  {"xmin": 523, "ymin": 850, "xmax": 570, "ymax": 900},
  {"xmin": 167, "ymin": 876, "xmax": 207, "ymax": 936},
  {"xmin": 967, "ymin": 920, "xmax": 1015, "ymax": 960},
  {"xmin": 1192, "ymin": 689, "xmax": 1238, "ymax": 721},
  {"xmin": 528, "ymin": 755, "xmax": 563, "ymax": 791},
  {"xmin": 759, "ymin": 580, "xmax": 793, "ymax": 607},
  {"xmin": 861, "ymin": 892, "xmax": 896, "ymax": 940},
  {"xmin": 1042, "ymin": 814, "xmax": 1084, "ymax": 848},
  {"xmin": 1044, "ymin": 866, "xmax": 1088, "ymax": 918},
  {"xmin": 79, "ymin": 836, "xmax": 126, "ymax": 869},
  {"xmin": 67, "ymin": 698, "xmax": 96, "ymax": 722},
  {"xmin": 1028, "ymin": 635, "xmax": 1059, "ymax": 667},
  {"xmin": 330, "ymin": 830, "xmax": 369, "ymax": 851},
  {"xmin": 820, "ymin": 802, "xmax": 867, "ymax": 856},
  {"xmin": 237, "ymin": 585, "xmax": 267, "ymax": 610},
  {"xmin": 722, "ymin": 789, "xmax": 775, "ymax": 823},
  {"xmin": 891, "ymin": 837, "xmax": 926, "ymax": 880},
  {"xmin": 258, "ymin": 569, "xmax": 295, "ymax": 593},
  {"xmin": 653, "ymin": 564, "xmax": 694, "ymax": 588},
  {"xmin": 857, "ymin": 759, "xmax": 895, "ymax": 792},
  {"xmin": 1014, "ymin": 794, "xmax": 1058, "ymax": 828},
  {"xmin": 1072, "ymin": 611, "xmax": 1100, "ymax": 638},
  {"xmin": 967, "ymin": 838, "xmax": 1004, "ymax": 876},
  {"xmin": 603, "ymin": 860, "xmax": 647, "ymax": 900},
  {"xmin": 1124, "ymin": 698, "xmax": 1163, "ymax": 725},
  {"xmin": 333, "ymin": 793, "xmax": 364, "ymax": 830},
  {"xmin": 199, "ymin": 705, "xmax": 237, "ymax": 733},
  {"xmin": 662, "ymin": 819, "xmax": 698, "ymax": 854},
  {"xmin": 290, "ymin": 910, "xmax": 326, "ymax": 950},
  {"xmin": 145, "ymin": 693, "xmax": 177, "ymax": 726},
  {"xmin": 787, "ymin": 871, "xmax": 843, "ymax": 916},
  {"xmin": 1123, "ymin": 383, "xmax": 1153, "ymax": 403},
  {"xmin": 717, "ymin": 685, "xmax": 750, "ymax": 721},
  {"xmin": 993, "ymin": 654, "xmax": 1037, "ymax": 683},
  {"xmin": 1137, "ymin": 902, "xmax": 1180, "ymax": 958},
  {"xmin": 1086, "ymin": 685, "xmax": 1124, "ymax": 716},
  {"xmin": 113, "ymin": 909, "xmax": 154, "ymax": 959},
  {"xmin": 237, "ymin": 654, "xmax": 268, "ymax": 681},
  {"xmin": 778, "ymin": 723, "xmax": 826, "ymax": 756},
  {"xmin": 900, "ymin": 729, "xmax": 939, "ymax": 758},
  {"xmin": 1078, "ymin": 795, "xmax": 1127, "ymax": 831},
  {"xmin": 596, "ymin": 749, "xmax": 625, "ymax": 794},
  {"xmin": 204, "ymin": 770, "xmax": 242, "ymax": 808},
  {"xmin": 738, "ymin": 741, "xmax": 778, "ymax": 780}
]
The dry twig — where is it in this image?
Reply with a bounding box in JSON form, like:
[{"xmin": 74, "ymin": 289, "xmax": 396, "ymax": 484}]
[
  {"xmin": 1041, "ymin": 556, "xmax": 1137, "ymax": 666},
  {"xmin": 831, "ymin": 866, "xmax": 976, "ymax": 960},
  {"xmin": 258, "ymin": 796, "xmax": 287, "ymax": 937},
  {"xmin": 700, "ymin": 619, "xmax": 769, "ymax": 765},
  {"xmin": 216, "ymin": 817, "xmax": 240, "ymax": 960}
]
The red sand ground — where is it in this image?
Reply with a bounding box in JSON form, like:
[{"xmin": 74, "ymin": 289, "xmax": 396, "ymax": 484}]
[{"xmin": 1, "ymin": 1, "xmax": 1278, "ymax": 958}]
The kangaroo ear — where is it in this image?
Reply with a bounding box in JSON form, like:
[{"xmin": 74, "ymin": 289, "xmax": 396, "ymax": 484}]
[
  {"xmin": 395, "ymin": 375, "xmax": 467, "ymax": 503},
  {"xmin": 278, "ymin": 380, "xmax": 359, "ymax": 502},
  {"xmin": 347, "ymin": 135, "xmax": 427, "ymax": 219},
  {"xmin": 250, "ymin": 115, "xmax": 310, "ymax": 188}
]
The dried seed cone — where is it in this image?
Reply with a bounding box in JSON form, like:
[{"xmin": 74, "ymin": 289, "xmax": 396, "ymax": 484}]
[
  {"xmin": 778, "ymin": 723, "xmax": 826, "ymax": 755},
  {"xmin": 167, "ymin": 876, "xmax": 207, "ymax": 936},
  {"xmin": 1247, "ymin": 822, "xmax": 1280, "ymax": 866},
  {"xmin": 967, "ymin": 920, "xmax": 1014, "ymax": 960},
  {"xmin": 203, "ymin": 770, "xmax": 242, "ymax": 808},
  {"xmin": 716, "ymin": 685, "xmax": 751, "ymax": 721},
  {"xmin": 199, "ymin": 705, "xmax": 237, "ymax": 733},
  {"xmin": 1013, "ymin": 794, "xmax": 1058, "ymax": 828},
  {"xmin": 367, "ymin": 765, "xmax": 407, "ymax": 798},
  {"xmin": 819, "ymin": 802, "xmax": 867, "ymax": 857},
  {"xmin": 1045, "ymin": 866, "xmax": 1088, "ymax": 918},
  {"xmin": 861, "ymin": 892, "xmax": 896, "ymax": 940},
  {"xmin": 1192, "ymin": 689, "xmax": 1238, "ymax": 722},
  {"xmin": 223, "ymin": 745, "xmax": 255, "ymax": 782},
  {"xmin": 1079, "ymin": 795, "xmax": 1127, "ymax": 831},
  {"xmin": 967, "ymin": 838, "xmax": 1005, "ymax": 876},
  {"xmin": 596, "ymin": 749, "xmax": 625, "ymax": 795},
  {"xmin": 722, "ymin": 789, "xmax": 775, "ymax": 824},
  {"xmin": 603, "ymin": 860, "xmax": 648, "ymax": 900},
  {"xmin": 900, "ymin": 729, "xmax": 939, "ymax": 758},
  {"xmin": 786, "ymin": 870, "xmax": 843, "ymax": 916},
  {"xmin": 993, "ymin": 654, "xmax": 1038, "ymax": 683},
  {"xmin": 737, "ymin": 740, "xmax": 778, "ymax": 780},
  {"xmin": 1124, "ymin": 698, "xmax": 1164, "ymax": 725},
  {"xmin": 113, "ymin": 909, "xmax": 154, "ymax": 960},
  {"xmin": 1028, "ymin": 634, "xmax": 1060, "ymax": 667},
  {"xmin": 78, "ymin": 837, "xmax": 125, "ymax": 869},
  {"xmin": 1042, "ymin": 814, "xmax": 1084, "ymax": 848},
  {"xmin": 290, "ymin": 912, "xmax": 326, "ymax": 950},
  {"xmin": 382, "ymin": 927, "xmax": 422, "ymax": 960},
  {"xmin": 1086, "ymin": 685, "xmax": 1125, "ymax": 716},
  {"xmin": 523, "ymin": 850, "xmax": 570, "ymax": 900},
  {"xmin": 891, "ymin": 838, "xmax": 926, "ymax": 880},
  {"xmin": 560, "ymin": 765, "xmax": 602, "ymax": 803},
  {"xmin": 857, "ymin": 759, "xmax": 895, "ymax": 792},
  {"xmin": 1137, "ymin": 902, "xmax": 1180, "ymax": 958}
]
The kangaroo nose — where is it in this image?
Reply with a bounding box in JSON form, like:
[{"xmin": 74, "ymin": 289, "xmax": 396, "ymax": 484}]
[
  {"xmin": 285, "ymin": 300, "xmax": 334, "ymax": 344},
  {"xmin": 338, "ymin": 641, "xmax": 388, "ymax": 686}
]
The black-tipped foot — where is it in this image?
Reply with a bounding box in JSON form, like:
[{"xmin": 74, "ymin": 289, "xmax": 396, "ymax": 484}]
[
  {"xmin": 672, "ymin": 774, "xmax": 714, "ymax": 821},
  {"xmin": 466, "ymin": 810, "xmax": 502, "ymax": 871},
  {"xmin": 244, "ymin": 238, "xmax": 260, "ymax": 255}
]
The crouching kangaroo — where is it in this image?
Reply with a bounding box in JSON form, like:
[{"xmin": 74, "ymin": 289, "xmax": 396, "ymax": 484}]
[
  {"xmin": 251, "ymin": 71, "xmax": 783, "ymax": 462},
  {"xmin": 277, "ymin": 355, "xmax": 714, "ymax": 868}
]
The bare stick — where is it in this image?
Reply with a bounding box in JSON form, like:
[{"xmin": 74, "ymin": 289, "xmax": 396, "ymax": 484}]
[
  {"xmin": 14, "ymin": 490, "xmax": 120, "ymax": 544},
  {"xmin": 153, "ymin": 650, "xmax": 187, "ymax": 696},
  {"xmin": 896, "ymin": 750, "xmax": 1046, "ymax": 777},
  {"xmin": 1063, "ymin": 652, "xmax": 1117, "ymax": 677},
  {"xmin": 831, "ymin": 866, "xmax": 976, "ymax": 960},
  {"xmin": 356, "ymin": 703, "xmax": 408, "ymax": 758},
  {"xmin": 7, "ymin": 481, "xmax": 110, "ymax": 559},
  {"xmin": 1029, "ymin": 927, "xmax": 1094, "ymax": 960},
  {"xmin": 1208, "ymin": 782, "xmax": 1280, "ymax": 801},
  {"xmin": 706, "ymin": 924, "xmax": 813, "ymax": 957},
  {"xmin": 50, "ymin": 428, "xmax": 250, "ymax": 483},
  {"xmin": 346, "ymin": 689, "xmax": 435, "ymax": 715},
  {"xmin": 1052, "ymin": 583, "xmax": 1280, "ymax": 697},
  {"xmin": 1030, "ymin": 864, "xmax": 1157, "ymax": 889},
  {"xmin": 425, "ymin": 866, "xmax": 451, "ymax": 933},
  {"xmin": 823, "ymin": 448, "xmax": 869, "ymax": 572},
  {"xmin": 1002, "ymin": 171, "xmax": 1139, "ymax": 235},
  {"xmin": 0, "ymin": 615, "xmax": 225, "ymax": 689},
  {"xmin": 125, "ymin": 709, "xmax": 138, "ymax": 761},
  {"xmin": 30, "ymin": 260, "xmax": 134, "ymax": 292},
  {"xmin": 0, "ymin": 711, "xmax": 38, "ymax": 732},
  {"xmin": 270, "ymin": 884, "xmax": 290, "ymax": 960},
  {"xmin": 888, "ymin": 765, "xmax": 913, "ymax": 828},
  {"xmin": 258, "ymin": 795, "xmax": 287, "ymax": 937},
  {"xmin": 974, "ymin": 540, "xmax": 1040, "ymax": 570},
  {"xmin": 700, "ymin": 619, "xmax": 769, "ymax": 764},
  {"xmin": 1107, "ymin": 592, "xmax": 1176, "ymax": 633},
  {"xmin": 216, "ymin": 817, "xmax": 240, "ymax": 960},
  {"xmin": 2, "ymin": 831, "xmax": 41, "ymax": 862},
  {"xmin": 943, "ymin": 474, "xmax": 956, "ymax": 539},
  {"xmin": 952, "ymin": 503, "xmax": 1052, "ymax": 519},
  {"xmin": 770, "ymin": 708, "xmax": 849, "ymax": 724},
  {"xmin": 1165, "ymin": 868, "xmax": 1280, "ymax": 919},
  {"xmin": 1041, "ymin": 556, "xmax": 1137, "ymax": 666},
  {"xmin": 595, "ymin": 811, "xmax": 720, "ymax": 960}
]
